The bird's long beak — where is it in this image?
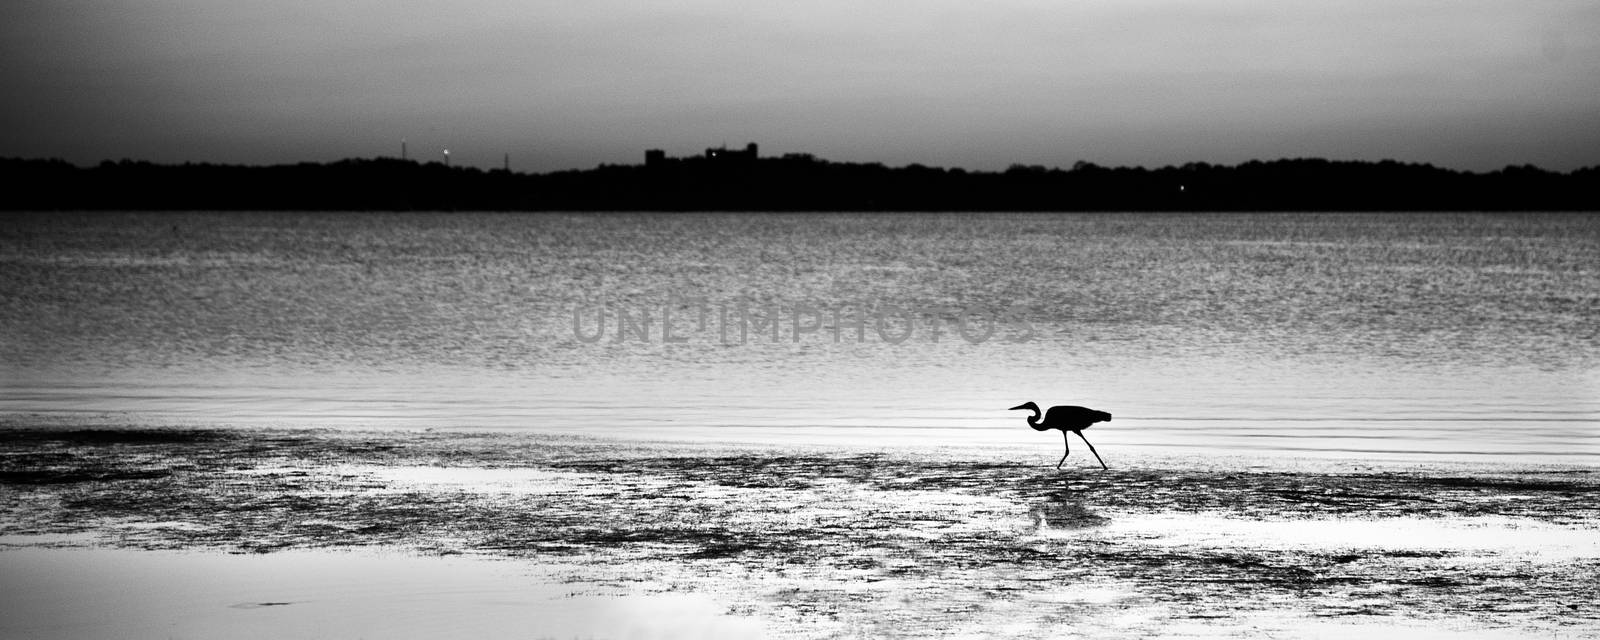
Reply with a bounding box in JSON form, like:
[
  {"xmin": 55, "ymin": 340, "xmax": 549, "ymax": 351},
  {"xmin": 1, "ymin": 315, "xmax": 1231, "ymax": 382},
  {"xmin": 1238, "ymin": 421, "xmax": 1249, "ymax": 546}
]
[{"xmin": 1008, "ymin": 404, "xmax": 1030, "ymax": 411}]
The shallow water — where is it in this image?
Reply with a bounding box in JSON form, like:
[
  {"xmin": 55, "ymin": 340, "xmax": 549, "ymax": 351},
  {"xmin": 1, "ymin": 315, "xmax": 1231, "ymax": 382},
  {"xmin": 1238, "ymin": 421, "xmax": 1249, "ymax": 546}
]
[
  {"xmin": 0, "ymin": 546, "xmax": 765, "ymax": 640},
  {"xmin": 2, "ymin": 212, "xmax": 1597, "ymax": 463}
]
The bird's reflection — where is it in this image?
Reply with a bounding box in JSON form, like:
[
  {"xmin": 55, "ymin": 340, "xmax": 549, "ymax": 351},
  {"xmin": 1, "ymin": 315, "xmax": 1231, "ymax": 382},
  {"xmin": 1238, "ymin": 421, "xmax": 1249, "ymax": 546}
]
[{"xmin": 1028, "ymin": 486, "xmax": 1110, "ymax": 534}]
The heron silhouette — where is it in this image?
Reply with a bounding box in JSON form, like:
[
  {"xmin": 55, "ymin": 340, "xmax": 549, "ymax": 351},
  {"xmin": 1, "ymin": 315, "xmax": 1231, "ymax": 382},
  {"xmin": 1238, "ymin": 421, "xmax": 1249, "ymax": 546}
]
[{"xmin": 1009, "ymin": 402, "xmax": 1111, "ymax": 470}]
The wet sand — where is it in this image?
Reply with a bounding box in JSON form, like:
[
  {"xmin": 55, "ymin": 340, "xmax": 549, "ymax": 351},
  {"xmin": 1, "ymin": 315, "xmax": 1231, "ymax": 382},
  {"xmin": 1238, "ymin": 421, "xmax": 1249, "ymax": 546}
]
[{"xmin": 2, "ymin": 425, "xmax": 1597, "ymax": 638}]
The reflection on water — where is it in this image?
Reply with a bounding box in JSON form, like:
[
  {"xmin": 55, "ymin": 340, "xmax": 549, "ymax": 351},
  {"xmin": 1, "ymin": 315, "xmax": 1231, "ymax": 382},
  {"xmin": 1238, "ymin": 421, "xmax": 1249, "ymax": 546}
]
[{"xmin": 1, "ymin": 212, "xmax": 1596, "ymax": 463}]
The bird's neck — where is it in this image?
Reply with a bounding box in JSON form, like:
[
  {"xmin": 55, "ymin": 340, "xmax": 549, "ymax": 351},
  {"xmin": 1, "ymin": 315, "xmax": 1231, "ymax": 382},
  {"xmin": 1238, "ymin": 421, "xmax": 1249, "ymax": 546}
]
[{"xmin": 1026, "ymin": 410, "xmax": 1046, "ymax": 431}]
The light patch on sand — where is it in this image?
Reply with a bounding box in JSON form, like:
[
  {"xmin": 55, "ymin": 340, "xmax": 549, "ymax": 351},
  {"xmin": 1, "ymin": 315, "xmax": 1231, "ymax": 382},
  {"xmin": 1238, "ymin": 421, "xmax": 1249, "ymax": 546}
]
[
  {"xmin": 1161, "ymin": 614, "xmax": 1565, "ymax": 640},
  {"xmin": 112, "ymin": 521, "xmax": 210, "ymax": 532},
  {"xmin": 1024, "ymin": 582, "xmax": 1137, "ymax": 605},
  {"xmin": 1094, "ymin": 513, "xmax": 1600, "ymax": 560},
  {"xmin": 333, "ymin": 465, "xmax": 615, "ymax": 494}
]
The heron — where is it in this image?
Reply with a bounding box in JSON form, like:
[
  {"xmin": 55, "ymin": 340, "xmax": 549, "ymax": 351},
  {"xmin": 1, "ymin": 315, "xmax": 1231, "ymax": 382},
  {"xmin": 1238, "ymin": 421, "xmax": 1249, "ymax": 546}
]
[{"xmin": 1009, "ymin": 402, "xmax": 1111, "ymax": 470}]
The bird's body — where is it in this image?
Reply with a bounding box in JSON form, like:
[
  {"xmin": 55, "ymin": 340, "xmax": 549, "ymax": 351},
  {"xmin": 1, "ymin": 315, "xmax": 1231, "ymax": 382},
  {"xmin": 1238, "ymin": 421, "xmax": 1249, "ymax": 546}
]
[{"xmin": 1009, "ymin": 402, "xmax": 1112, "ymax": 470}]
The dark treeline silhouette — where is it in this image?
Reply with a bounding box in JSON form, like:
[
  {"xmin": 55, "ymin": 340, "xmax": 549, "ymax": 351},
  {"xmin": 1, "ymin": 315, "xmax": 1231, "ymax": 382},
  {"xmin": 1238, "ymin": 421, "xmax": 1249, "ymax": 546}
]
[{"xmin": 4, "ymin": 154, "xmax": 1598, "ymax": 211}]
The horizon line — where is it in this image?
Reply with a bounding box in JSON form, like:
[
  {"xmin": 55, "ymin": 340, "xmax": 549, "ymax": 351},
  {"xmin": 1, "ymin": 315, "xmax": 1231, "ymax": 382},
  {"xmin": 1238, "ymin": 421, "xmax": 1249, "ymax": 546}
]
[{"xmin": 6, "ymin": 153, "xmax": 1599, "ymax": 178}]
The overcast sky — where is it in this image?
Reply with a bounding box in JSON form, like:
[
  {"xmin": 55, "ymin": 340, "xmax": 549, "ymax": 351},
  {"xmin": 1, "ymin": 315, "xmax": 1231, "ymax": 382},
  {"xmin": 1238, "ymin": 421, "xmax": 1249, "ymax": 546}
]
[{"xmin": 3, "ymin": 0, "xmax": 1597, "ymax": 172}]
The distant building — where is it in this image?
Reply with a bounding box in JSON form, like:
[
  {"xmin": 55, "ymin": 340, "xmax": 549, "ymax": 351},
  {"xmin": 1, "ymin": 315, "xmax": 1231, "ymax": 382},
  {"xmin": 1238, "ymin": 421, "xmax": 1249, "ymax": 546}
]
[
  {"xmin": 645, "ymin": 143, "xmax": 760, "ymax": 167},
  {"xmin": 706, "ymin": 143, "xmax": 758, "ymax": 162}
]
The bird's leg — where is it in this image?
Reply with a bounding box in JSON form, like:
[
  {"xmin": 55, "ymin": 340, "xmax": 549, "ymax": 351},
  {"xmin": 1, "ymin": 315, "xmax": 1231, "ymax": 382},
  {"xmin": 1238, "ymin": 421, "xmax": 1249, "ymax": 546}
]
[
  {"xmin": 1057, "ymin": 430, "xmax": 1071, "ymax": 470},
  {"xmin": 1076, "ymin": 431, "xmax": 1108, "ymax": 470}
]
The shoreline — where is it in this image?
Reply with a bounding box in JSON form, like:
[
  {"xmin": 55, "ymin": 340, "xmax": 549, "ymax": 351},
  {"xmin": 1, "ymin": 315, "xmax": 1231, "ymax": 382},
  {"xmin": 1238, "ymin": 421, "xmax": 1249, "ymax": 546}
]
[
  {"xmin": 3, "ymin": 424, "xmax": 1598, "ymax": 638},
  {"xmin": 4, "ymin": 415, "xmax": 1593, "ymax": 469}
]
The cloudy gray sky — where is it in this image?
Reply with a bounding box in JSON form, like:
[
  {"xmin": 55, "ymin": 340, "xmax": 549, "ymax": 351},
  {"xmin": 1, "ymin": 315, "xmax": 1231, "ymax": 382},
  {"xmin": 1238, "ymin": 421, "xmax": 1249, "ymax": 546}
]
[{"xmin": 3, "ymin": 0, "xmax": 1597, "ymax": 172}]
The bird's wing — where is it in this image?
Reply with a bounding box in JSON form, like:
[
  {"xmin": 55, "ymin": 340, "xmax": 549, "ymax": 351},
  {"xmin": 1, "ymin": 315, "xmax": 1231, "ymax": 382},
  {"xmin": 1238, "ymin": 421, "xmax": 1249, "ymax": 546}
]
[{"xmin": 1045, "ymin": 405, "xmax": 1091, "ymax": 422}]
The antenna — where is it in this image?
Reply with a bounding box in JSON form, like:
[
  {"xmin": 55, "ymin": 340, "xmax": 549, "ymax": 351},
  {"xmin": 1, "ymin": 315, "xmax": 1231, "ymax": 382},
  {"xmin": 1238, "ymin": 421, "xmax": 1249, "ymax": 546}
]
[
  {"xmin": 503, "ymin": 153, "xmax": 509, "ymax": 172},
  {"xmin": 401, "ymin": 138, "xmax": 408, "ymax": 161}
]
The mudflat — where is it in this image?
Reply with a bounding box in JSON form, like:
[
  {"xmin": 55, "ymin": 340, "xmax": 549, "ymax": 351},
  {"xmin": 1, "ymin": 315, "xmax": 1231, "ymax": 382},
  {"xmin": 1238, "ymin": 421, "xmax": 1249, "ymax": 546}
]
[{"xmin": 2, "ymin": 425, "xmax": 1597, "ymax": 638}]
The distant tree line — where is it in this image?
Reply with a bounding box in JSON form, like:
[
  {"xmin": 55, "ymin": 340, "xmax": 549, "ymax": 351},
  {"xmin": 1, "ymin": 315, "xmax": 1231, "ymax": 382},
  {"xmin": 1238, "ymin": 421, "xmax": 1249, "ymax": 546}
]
[{"xmin": 3, "ymin": 154, "xmax": 1597, "ymax": 211}]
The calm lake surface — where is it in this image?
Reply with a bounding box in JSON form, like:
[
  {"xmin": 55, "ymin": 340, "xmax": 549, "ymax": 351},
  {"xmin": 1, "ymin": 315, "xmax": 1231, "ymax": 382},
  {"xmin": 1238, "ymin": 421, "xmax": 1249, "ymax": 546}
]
[{"xmin": 2, "ymin": 212, "xmax": 1596, "ymax": 464}]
